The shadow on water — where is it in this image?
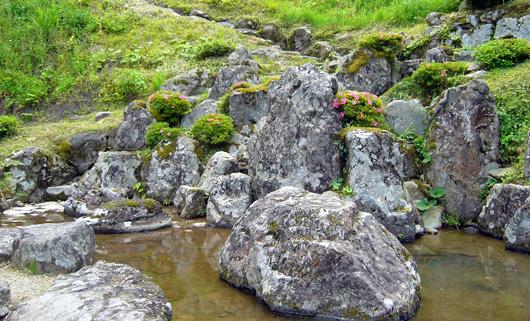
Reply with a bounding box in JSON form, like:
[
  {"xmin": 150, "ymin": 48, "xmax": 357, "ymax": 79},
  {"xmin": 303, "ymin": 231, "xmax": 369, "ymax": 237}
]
[{"xmin": 4, "ymin": 210, "xmax": 529, "ymax": 321}]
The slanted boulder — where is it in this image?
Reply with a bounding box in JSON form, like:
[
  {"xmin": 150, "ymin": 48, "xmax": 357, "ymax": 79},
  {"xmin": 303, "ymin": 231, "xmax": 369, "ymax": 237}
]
[
  {"xmin": 0, "ymin": 281, "xmax": 9, "ymax": 318},
  {"xmin": 504, "ymin": 198, "xmax": 530, "ymax": 254},
  {"xmin": 426, "ymin": 80, "xmax": 499, "ymax": 221},
  {"xmin": 248, "ymin": 64, "xmax": 341, "ymax": 197},
  {"xmin": 8, "ymin": 261, "xmax": 172, "ymax": 321},
  {"xmin": 80, "ymin": 198, "xmax": 171, "ymax": 233},
  {"xmin": 384, "ymin": 100, "xmax": 427, "ymax": 135},
  {"xmin": 209, "ymin": 49, "xmax": 259, "ymax": 100},
  {"xmin": 206, "ymin": 173, "xmax": 252, "ymax": 228},
  {"xmin": 336, "ymin": 48, "xmax": 394, "ymax": 96},
  {"xmin": 11, "ymin": 221, "xmax": 95, "ymax": 274},
  {"xmin": 0, "ymin": 228, "xmax": 22, "ymax": 263},
  {"xmin": 494, "ymin": 15, "xmax": 530, "ymax": 40},
  {"xmin": 58, "ymin": 131, "xmax": 108, "ymax": 174},
  {"xmin": 344, "ymin": 129, "xmax": 417, "ymax": 242},
  {"xmin": 456, "ymin": 24, "xmax": 494, "ymax": 48},
  {"xmin": 173, "ymin": 185, "xmax": 208, "ymax": 219},
  {"xmin": 478, "ymin": 184, "xmax": 530, "ymax": 239},
  {"xmin": 142, "ymin": 136, "xmax": 200, "ymax": 203},
  {"xmin": 425, "ymin": 47, "xmax": 450, "ymax": 63},
  {"xmin": 110, "ymin": 101, "xmax": 155, "ymax": 151},
  {"xmin": 6, "ymin": 147, "xmax": 77, "ymax": 203},
  {"xmin": 180, "ymin": 99, "xmax": 217, "ymax": 128},
  {"xmin": 198, "ymin": 151, "xmax": 239, "ymax": 192},
  {"xmin": 288, "ymin": 27, "xmax": 312, "ymax": 52},
  {"xmin": 161, "ymin": 68, "xmax": 213, "ymax": 96},
  {"xmin": 229, "ymin": 87, "xmax": 269, "ymax": 127},
  {"xmin": 219, "ymin": 187, "xmax": 421, "ymax": 320}
]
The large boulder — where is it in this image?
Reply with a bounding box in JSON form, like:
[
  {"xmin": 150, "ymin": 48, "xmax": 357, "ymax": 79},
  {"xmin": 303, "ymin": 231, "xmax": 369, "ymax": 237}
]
[
  {"xmin": 111, "ymin": 102, "xmax": 156, "ymax": 151},
  {"xmin": 180, "ymin": 99, "xmax": 217, "ymax": 128},
  {"xmin": 142, "ymin": 136, "xmax": 201, "ymax": 203},
  {"xmin": 60, "ymin": 131, "xmax": 108, "ymax": 174},
  {"xmin": 478, "ymin": 184, "xmax": 530, "ymax": 239},
  {"xmin": 0, "ymin": 228, "xmax": 22, "ymax": 263},
  {"xmin": 426, "ymin": 80, "xmax": 499, "ymax": 221},
  {"xmin": 336, "ymin": 48, "xmax": 394, "ymax": 96},
  {"xmin": 8, "ymin": 261, "xmax": 172, "ymax": 321},
  {"xmin": 80, "ymin": 198, "xmax": 171, "ymax": 233},
  {"xmin": 344, "ymin": 129, "xmax": 417, "ymax": 242},
  {"xmin": 229, "ymin": 88, "xmax": 269, "ymax": 128},
  {"xmin": 504, "ymin": 198, "xmax": 530, "ymax": 254},
  {"xmin": 248, "ymin": 64, "xmax": 342, "ymax": 197},
  {"xmin": 457, "ymin": 24, "xmax": 494, "ymax": 48},
  {"xmin": 6, "ymin": 147, "xmax": 77, "ymax": 203},
  {"xmin": 494, "ymin": 15, "xmax": 530, "ymax": 40},
  {"xmin": 0, "ymin": 281, "xmax": 9, "ymax": 318},
  {"xmin": 288, "ymin": 27, "xmax": 312, "ymax": 52},
  {"xmin": 219, "ymin": 187, "xmax": 421, "ymax": 320},
  {"xmin": 161, "ymin": 68, "xmax": 214, "ymax": 96},
  {"xmin": 173, "ymin": 186, "xmax": 208, "ymax": 219},
  {"xmin": 11, "ymin": 221, "xmax": 95, "ymax": 274},
  {"xmin": 198, "ymin": 151, "xmax": 239, "ymax": 192},
  {"xmin": 206, "ymin": 173, "xmax": 252, "ymax": 228},
  {"xmin": 208, "ymin": 53, "xmax": 259, "ymax": 100},
  {"xmin": 384, "ymin": 100, "xmax": 427, "ymax": 135}
]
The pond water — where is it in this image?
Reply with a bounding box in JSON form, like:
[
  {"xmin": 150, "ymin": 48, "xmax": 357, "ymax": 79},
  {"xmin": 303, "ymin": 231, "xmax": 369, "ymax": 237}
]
[
  {"xmin": 3, "ymin": 210, "xmax": 529, "ymax": 321},
  {"xmin": 95, "ymin": 218, "xmax": 530, "ymax": 321}
]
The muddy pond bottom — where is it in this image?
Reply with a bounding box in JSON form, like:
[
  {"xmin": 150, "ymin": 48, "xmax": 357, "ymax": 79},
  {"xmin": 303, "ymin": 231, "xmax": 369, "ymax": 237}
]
[{"xmin": 95, "ymin": 220, "xmax": 530, "ymax": 321}]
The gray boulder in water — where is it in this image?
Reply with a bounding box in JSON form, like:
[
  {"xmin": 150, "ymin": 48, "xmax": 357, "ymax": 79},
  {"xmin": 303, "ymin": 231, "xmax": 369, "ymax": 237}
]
[
  {"xmin": 219, "ymin": 187, "xmax": 421, "ymax": 320},
  {"xmin": 504, "ymin": 198, "xmax": 530, "ymax": 254},
  {"xmin": 206, "ymin": 173, "xmax": 252, "ymax": 228},
  {"xmin": 344, "ymin": 129, "xmax": 418, "ymax": 242},
  {"xmin": 248, "ymin": 64, "xmax": 341, "ymax": 197},
  {"xmin": 426, "ymin": 80, "xmax": 499, "ymax": 222},
  {"xmin": 478, "ymin": 184, "xmax": 530, "ymax": 239},
  {"xmin": 11, "ymin": 221, "xmax": 95, "ymax": 274},
  {"xmin": 8, "ymin": 261, "xmax": 172, "ymax": 321}
]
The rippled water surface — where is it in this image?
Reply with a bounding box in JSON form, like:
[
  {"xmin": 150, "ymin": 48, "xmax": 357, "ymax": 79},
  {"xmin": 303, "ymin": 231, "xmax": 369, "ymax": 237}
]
[{"xmin": 94, "ymin": 218, "xmax": 530, "ymax": 321}]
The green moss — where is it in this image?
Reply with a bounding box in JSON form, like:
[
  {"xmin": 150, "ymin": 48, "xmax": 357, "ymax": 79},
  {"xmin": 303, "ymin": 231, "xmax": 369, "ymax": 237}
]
[
  {"xmin": 401, "ymin": 249, "xmax": 412, "ymax": 261},
  {"xmin": 268, "ymin": 220, "xmax": 279, "ymax": 234},
  {"xmin": 53, "ymin": 139, "xmax": 72, "ymax": 159},
  {"xmin": 342, "ymin": 307, "xmax": 370, "ymax": 320},
  {"xmin": 156, "ymin": 141, "xmax": 177, "ymax": 160},
  {"xmin": 102, "ymin": 198, "xmax": 159, "ymax": 210},
  {"xmin": 345, "ymin": 51, "xmax": 371, "ymax": 74},
  {"xmin": 26, "ymin": 261, "xmax": 38, "ymax": 274}
]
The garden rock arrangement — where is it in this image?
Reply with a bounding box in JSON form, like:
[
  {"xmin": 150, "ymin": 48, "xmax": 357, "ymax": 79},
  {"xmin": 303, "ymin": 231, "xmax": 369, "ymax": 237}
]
[
  {"xmin": 7, "ymin": 221, "xmax": 95, "ymax": 274},
  {"xmin": 7, "ymin": 261, "xmax": 172, "ymax": 321},
  {"xmin": 504, "ymin": 198, "xmax": 530, "ymax": 254},
  {"xmin": 219, "ymin": 187, "xmax": 421, "ymax": 320}
]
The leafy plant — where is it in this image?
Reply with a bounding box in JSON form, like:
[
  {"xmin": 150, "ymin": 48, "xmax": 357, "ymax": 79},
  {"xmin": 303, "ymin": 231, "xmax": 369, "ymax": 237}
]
[
  {"xmin": 0, "ymin": 115, "xmax": 20, "ymax": 140},
  {"xmin": 330, "ymin": 178, "xmax": 355, "ymax": 196},
  {"xmin": 474, "ymin": 39, "xmax": 530, "ymax": 70},
  {"xmin": 100, "ymin": 68, "xmax": 148, "ymax": 102},
  {"xmin": 442, "ymin": 211, "xmax": 460, "ymax": 228},
  {"xmin": 191, "ymin": 113, "xmax": 234, "ymax": 146},
  {"xmin": 398, "ymin": 132, "xmax": 432, "ymax": 165},
  {"xmin": 147, "ymin": 91, "xmax": 192, "ymax": 124},
  {"xmin": 416, "ymin": 186, "xmax": 446, "ymax": 213},
  {"xmin": 145, "ymin": 122, "xmax": 183, "ymax": 148},
  {"xmin": 333, "ymin": 91, "xmax": 386, "ymax": 128},
  {"xmin": 480, "ymin": 177, "xmax": 498, "ymax": 200},
  {"xmin": 133, "ymin": 182, "xmax": 147, "ymax": 198}
]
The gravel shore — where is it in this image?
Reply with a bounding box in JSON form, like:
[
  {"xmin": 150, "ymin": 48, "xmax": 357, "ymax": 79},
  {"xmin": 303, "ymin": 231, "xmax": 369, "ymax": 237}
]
[{"xmin": 0, "ymin": 264, "xmax": 56, "ymax": 307}]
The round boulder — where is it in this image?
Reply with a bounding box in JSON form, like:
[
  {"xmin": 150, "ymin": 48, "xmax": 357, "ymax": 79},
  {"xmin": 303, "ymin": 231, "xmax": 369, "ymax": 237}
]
[{"xmin": 219, "ymin": 187, "xmax": 421, "ymax": 320}]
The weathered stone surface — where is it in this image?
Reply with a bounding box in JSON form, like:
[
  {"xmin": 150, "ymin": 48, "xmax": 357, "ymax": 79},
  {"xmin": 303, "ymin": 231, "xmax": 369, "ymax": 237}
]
[
  {"xmin": 504, "ymin": 198, "xmax": 530, "ymax": 254},
  {"xmin": 525, "ymin": 131, "xmax": 530, "ymax": 179},
  {"xmin": 248, "ymin": 64, "xmax": 341, "ymax": 197},
  {"xmin": 45, "ymin": 184, "xmax": 74, "ymax": 201},
  {"xmin": 345, "ymin": 129, "xmax": 417, "ymax": 242},
  {"xmin": 64, "ymin": 132, "xmax": 108, "ymax": 174},
  {"xmin": 426, "ymin": 80, "xmax": 499, "ymax": 221},
  {"xmin": 219, "ymin": 187, "xmax": 421, "ymax": 320},
  {"xmin": 199, "ymin": 152, "xmax": 240, "ymax": 193},
  {"xmin": 0, "ymin": 228, "xmax": 22, "ymax": 263},
  {"xmin": 336, "ymin": 49, "xmax": 394, "ymax": 95},
  {"xmin": 161, "ymin": 68, "xmax": 214, "ymax": 96},
  {"xmin": 80, "ymin": 199, "xmax": 171, "ymax": 234},
  {"xmin": 95, "ymin": 111, "xmax": 112, "ymax": 122},
  {"xmin": 229, "ymin": 89, "xmax": 269, "ymax": 127},
  {"xmin": 494, "ymin": 15, "xmax": 530, "ymax": 39},
  {"xmin": 0, "ymin": 281, "xmax": 9, "ymax": 318},
  {"xmin": 206, "ymin": 173, "xmax": 252, "ymax": 228},
  {"xmin": 288, "ymin": 27, "xmax": 312, "ymax": 52},
  {"xmin": 111, "ymin": 102, "xmax": 155, "ymax": 151},
  {"xmin": 142, "ymin": 136, "xmax": 200, "ymax": 203},
  {"xmin": 426, "ymin": 47, "xmax": 450, "ymax": 63},
  {"xmin": 2, "ymin": 201, "xmax": 64, "ymax": 217},
  {"xmin": 227, "ymin": 47, "xmax": 254, "ymax": 66},
  {"xmin": 458, "ymin": 24, "xmax": 493, "ymax": 48},
  {"xmin": 208, "ymin": 64, "xmax": 259, "ymax": 100},
  {"xmin": 180, "ymin": 99, "xmax": 217, "ymax": 128},
  {"xmin": 426, "ymin": 12, "xmax": 443, "ymax": 26},
  {"xmin": 422, "ymin": 206, "xmax": 443, "ymax": 231},
  {"xmin": 258, "ymin": 24, "xmax": 286, "ymax": 47},
  {"xmin": 11, "ymin": 221, "xmax": 95, "ymax": 274},
  {"xmin": 398, "ymin": 59, "xmax": 422, "ymax": 79},
  {"xmin": 384, "ymin": 100, "xmax": 427, "ymax": 135},
  {"xmin": 189, "ymin": 8, "xmax": 209, "ymax": 20},
  {"xmin": 478, "ymin": 184, "xmax": 530, "ymax": 239},
  {"xmin": 173, "ymin": 186, "xmax": 208, "ymax": 219},
  {"xmin": 305, "ymin": 41, "xmax": 334, "ymax": 60},
  {"xmin": 7, "ymin": 147, "xmax": 77, "ymax": 203},
  {"xmin": 8, "ymin": 261, "xmax": 172, "ymax": 321}
]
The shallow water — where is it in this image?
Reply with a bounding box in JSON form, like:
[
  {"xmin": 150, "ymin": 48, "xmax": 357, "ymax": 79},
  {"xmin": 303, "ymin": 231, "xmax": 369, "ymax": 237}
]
[{"xmin": 94, "ymin": 218, "xmax": 530, "ymax": 321}]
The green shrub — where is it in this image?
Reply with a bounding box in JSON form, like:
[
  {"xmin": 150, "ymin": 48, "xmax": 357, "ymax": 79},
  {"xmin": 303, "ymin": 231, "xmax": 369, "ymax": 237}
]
[
  {"xmin": 474, "ymin": 39, "xmax": 530, "ymax": 70},
  {"xmin": 100, "ymin": 13, "xmax": 129, "ymax": 34},
  {"xmin": 411, "ymin": 62, "xmax": 468, "ymax": 103},
  {"xmin": 332, "ymin": 91, "xmax": 386, "ymax": 128},
  {"xmin": 145, "ymin": 122, "xmax": 183, "ymax": 148},
  {"xmin": 358, "ymin": 32, "xmax": 404, "ymax": 57},
  {"xmin": 0, "ymin": 71, "xmax": 47, "ymax": 109},
  {"xmin": 147, "ymin": 91, "xmax": 192, "ymax": 124},
  {"xmin": 0, "ymin": 115, "xmax": 20, "ymax": 140},
  {"xmin": 194, "ymin": 39, "xmax": 235, "ymax": 60},
  {"xmin": 191, "ymin": 114, "xmax": 234, "ymax": 146},
  {"xmin": 100, "ymin": 68, "xmax": 148, "ymax": 102}
]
